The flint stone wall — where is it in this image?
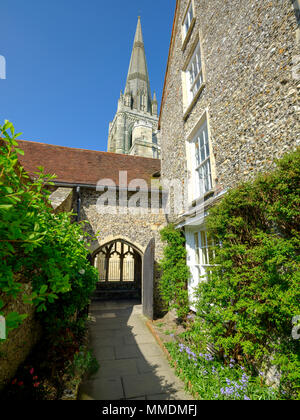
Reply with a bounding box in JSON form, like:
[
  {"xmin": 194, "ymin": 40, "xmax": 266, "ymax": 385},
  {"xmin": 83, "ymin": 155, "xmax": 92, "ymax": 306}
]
[
  {"xmin": 160, "ymin": 0, "xmax": 300, "ymax": 217},
  {"xmin": 80, "ymin": 188, "xmax": 167, "ymax": 315},
  {"xmin": 0, "ymin": 285, "xmax": 41, "ymax": 389}
]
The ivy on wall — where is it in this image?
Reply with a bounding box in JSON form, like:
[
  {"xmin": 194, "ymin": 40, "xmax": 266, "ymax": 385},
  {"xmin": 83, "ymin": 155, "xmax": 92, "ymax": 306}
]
[{"xmin": 159, "ymin": 225, "xmax": 190, "ymax": 320}]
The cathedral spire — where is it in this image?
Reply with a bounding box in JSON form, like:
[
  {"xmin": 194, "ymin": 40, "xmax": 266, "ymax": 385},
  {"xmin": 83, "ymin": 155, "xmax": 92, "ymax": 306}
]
[
  {"xmin": 107, "ymin": 16, "xmax": 160, "ymax": 158},
  {"xmin": 125, "ymin": 17, "xmax": 152, "ymax": 112}
]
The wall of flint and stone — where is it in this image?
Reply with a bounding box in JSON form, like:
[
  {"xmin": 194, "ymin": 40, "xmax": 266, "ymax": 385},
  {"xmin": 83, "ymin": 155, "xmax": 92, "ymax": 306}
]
[
  {"xmin": 0, "ymin": 285, "xmax": 41, "ymax": 389},
  {"xmin": 80, "ymin": 188, "xmax": 167, "ymax": 314},
  {"xmin": 160, "ymin": 0, "xmax": 300, "ymax": 212},
  {"xmin": 0, "ymin": 188, "xmax": 74, "ymax": 389}
]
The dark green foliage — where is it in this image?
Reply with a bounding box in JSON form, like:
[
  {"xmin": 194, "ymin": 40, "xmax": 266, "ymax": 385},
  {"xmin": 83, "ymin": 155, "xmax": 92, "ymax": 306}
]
[
  {"xmin": 193, "ymin": 148, "xmax": 300, "ymax": 399},
  {"xmin": 0, "ymin": 121, "xmax": 98, "ymax": 338},
  {"xmin": 159, "ymin": 225, "xmax": 190, "ymax": 319}
]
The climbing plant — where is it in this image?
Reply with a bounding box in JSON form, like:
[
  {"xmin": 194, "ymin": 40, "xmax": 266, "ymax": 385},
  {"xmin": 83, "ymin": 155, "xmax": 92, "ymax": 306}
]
[
  {"xmin": 159, "ymin": 225, "xmax": 190, "ymax": 320},
  {"xmin": 0, "ymin": 120, "xmax": 98, "ymax": 338},
  {"xmin": 193, "ymin": 148, "xmax": 300, "ymax": 399}
]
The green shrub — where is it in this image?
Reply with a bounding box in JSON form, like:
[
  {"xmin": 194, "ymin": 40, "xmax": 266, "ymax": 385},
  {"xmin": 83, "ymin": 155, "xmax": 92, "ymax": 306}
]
[
  {"xmin": 0, "ymin": 120, "xmax": 98, "ymax": 339},
  {"xmin": 193, "ymin": 148, "xmax": 300, "ymax": 399},
  {"xmin": 67, "ymin": 347, "xmax": 99, "ymax": 379},
  {"xmin": 159, "ymin": 225, "xmax": 190, "ymax": 319}
]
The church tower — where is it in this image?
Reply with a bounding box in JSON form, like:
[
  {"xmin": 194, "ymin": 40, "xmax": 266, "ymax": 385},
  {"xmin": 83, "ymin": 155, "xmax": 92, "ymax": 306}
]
[{"xmin": 108, "ymin": 17, "xmax": 160, "ymax": 159}]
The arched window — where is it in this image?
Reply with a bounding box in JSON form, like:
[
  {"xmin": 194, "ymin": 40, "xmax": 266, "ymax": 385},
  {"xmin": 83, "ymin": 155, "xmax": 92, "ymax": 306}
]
[{"xmin": 94, "ymin": 240, "xmax": 141, "ymax": 284}]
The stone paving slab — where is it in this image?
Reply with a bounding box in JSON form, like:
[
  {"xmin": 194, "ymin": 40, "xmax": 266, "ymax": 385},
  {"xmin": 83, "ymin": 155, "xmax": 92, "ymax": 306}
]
[
  {"xmin": 136, "ymin": 356, "xmax": 175, "ymax": 374},
  {"xmin": 90, "ymin": 359, "xmax": 139, "ymax": 379},
  {"xmin": 123, "ymin": 333, "xmax": 156, "ymax": 345},
  {"xmin": 115, "ymin": 344, "xmax": 142, "ymax": 360},
  {"xmin": 80, "ymin": 377, "xmax": 124, "ymax": 400},
  {"xmin": 122, "ymin": 372, "xmax": 179, "ymax": 399},
  {"xmin": 78, "ymin": 300, "xmax": 193, "ymax": 401},
  {"xmin": 93, "ymin": 345, "xmax": 116, "ymax": 361}
]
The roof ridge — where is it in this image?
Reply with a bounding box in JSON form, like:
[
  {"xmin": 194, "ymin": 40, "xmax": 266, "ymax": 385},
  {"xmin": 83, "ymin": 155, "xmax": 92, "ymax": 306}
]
[{"xmin": 17, "ymin": 139, "xmax": 161, "ymax": 162}]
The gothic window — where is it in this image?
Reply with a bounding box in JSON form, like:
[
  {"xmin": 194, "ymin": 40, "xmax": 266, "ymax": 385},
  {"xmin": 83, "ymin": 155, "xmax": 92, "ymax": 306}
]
[
  {"xmin": 192, "ymin": 119, "xmax": 212, "ymax": 198},
  {"xmin": 185, "ymin": 42, "xmax": 203, "ymax": 104},
  {"xmin": 94, "ymin": 240, "xmax": 140, "ymax": 283}
]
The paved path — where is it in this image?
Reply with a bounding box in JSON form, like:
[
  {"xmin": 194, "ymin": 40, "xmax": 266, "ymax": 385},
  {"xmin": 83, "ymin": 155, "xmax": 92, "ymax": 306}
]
[{"xmin": 79, "ymin": 300, "xmax": 193, "ymax": 400}]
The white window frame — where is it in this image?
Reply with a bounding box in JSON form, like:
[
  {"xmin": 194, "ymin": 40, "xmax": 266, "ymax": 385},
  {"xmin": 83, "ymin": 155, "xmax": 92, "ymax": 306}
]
[
  {"xmin": 183, "ymin": 2, "xmax": 194, "ymax": 39},
  {"xmin": 185, "ymin": 42, "xmax": 203, "ymax": 105},
  {"xmin": 191, "ymin": 119, "xmax": 212, "ymax": 199},
  {"xmin": 185, "ymin": 227, "xmax": 216, "ymax": 311},
  {"xmin": 194, "ymin": 230, "xmax": 215, "ymax": 283}
]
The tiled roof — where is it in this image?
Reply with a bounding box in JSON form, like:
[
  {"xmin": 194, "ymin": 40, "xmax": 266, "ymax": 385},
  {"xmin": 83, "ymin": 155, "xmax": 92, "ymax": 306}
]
[{"xmin": 16, "ymin": 140, "xmax": 161, "ymax": 187}]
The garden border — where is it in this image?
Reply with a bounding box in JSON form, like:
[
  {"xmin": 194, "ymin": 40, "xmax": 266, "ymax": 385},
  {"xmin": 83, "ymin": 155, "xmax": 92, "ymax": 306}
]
[{"xmin": 146, "ymin": 320, "xmax": 199, "ymax": 399}]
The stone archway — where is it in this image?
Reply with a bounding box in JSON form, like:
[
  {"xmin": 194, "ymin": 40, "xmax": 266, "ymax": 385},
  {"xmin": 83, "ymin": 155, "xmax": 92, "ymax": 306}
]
[
  {"xmin": 93, "ymin": 239, "xmax": 142, "ymax": 300},
  {"xmin": 91, "ymin": 237, "xmax": 154, "ymax": 319}
]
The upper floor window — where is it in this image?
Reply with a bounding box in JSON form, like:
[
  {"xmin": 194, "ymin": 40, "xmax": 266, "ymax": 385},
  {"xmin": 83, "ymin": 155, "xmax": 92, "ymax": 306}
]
[
  {"xmin": 192, "ymin": 119, "xmax": 212, "ymax": 197},
  {"xmin": 185, "ymin": 42, "xmax": 203, "ymax": 105},
  {"xmin": 183, "ymin": 2, "xmax": 194, "ymax": 39}
]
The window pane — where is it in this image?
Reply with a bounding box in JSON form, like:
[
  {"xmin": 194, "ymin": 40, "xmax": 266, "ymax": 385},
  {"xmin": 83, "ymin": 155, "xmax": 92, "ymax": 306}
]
[
  {"xmin": 195, "ymin": 140, "xmax": 200, "ymax": 166},
  {"xmin": 186, "ymin": 42, "xmax": 203, "ymax": 102},
  {"xmin": 184, "ymin": 4, "xmax": 193, "ymax": 36},
  {"xmin": 196, "ymin": 53, "xmax": 200, "ymax": 73},
  {"xmin": 194, "ymin": 233, "xmax": 200, "ymax": 264},
  {"xmin": 199, "ymin": 133, "xmax": 204, "ymax": 149},
  {"xmin": 197, "ymin": 168, "xmax": 203, "ymax": 196},
  {"xmin": 200, "ymin": 146, "xmax": 205, "ymax": 162},
  {"xmin": 200, "ymin": 231, "xmax": 207, "ymax": 248},
  {"xmin": 203, "ymin": 160, "xmax": 211, "ymax": 192}
]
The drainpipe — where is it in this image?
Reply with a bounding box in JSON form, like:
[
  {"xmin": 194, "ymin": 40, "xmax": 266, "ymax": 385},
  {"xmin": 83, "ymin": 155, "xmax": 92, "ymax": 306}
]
[{"xmin": 76, "ymin": 186, "xmax": 81, "ymax": 222}]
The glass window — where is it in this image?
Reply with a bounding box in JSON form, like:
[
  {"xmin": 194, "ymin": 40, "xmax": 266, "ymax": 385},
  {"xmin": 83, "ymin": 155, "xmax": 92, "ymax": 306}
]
[
  {"xmin": 186, "ymin": 43, "xmax": 203, "ymax": 104},
  {"xmin": 193, "ymin": 230, "xmax": 215, "ymax": 283},
  {"xmin": 192, "ymin": 120, "xmax": 212, "ymax": 197},
  {"xmin": 183, "ymin": 3, "xmax": 194, "ymax": 38}
]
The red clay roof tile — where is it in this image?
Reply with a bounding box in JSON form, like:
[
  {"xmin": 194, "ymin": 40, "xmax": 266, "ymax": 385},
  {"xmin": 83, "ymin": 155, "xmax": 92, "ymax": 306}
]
[{"xmin": 16, "ymin": 140, "xmax": 161, "ymax": 187}]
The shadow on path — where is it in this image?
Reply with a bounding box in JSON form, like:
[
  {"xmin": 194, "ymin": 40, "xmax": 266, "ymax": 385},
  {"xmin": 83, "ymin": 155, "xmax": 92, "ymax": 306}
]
[{"xmin": 78, "ymin": 300, "xmax": 193, "ymax": 400}]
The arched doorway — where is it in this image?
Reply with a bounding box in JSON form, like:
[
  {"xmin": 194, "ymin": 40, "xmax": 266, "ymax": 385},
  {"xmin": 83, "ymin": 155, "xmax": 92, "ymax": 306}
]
[{"xmin": 93, "ymin": 239, "xmax": 142, "ymax": 301}]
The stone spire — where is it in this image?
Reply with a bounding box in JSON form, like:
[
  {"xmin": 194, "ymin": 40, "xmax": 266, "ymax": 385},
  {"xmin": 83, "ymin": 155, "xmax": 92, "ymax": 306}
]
[
  {"xmin": 125, "ymin": 17, "xmax": 152, "ymax": 112},
  {"xmin": 107, "ymin": 16, "xmax": 160, "ymax": 158}
]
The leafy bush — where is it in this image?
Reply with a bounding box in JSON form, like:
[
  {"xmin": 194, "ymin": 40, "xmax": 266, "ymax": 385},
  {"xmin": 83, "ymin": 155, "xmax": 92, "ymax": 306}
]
[
  {"xmin": 193, "ymin": 148, "xmax": 300, "ymax": 399},
  {"xmin": 0, "ymin": 120, "xmax": 98, "ymax": 338},
  {"xmin": 67, "ymin": 346, "xmax": 99, "ymax": 379},
  {"xmin": 159, "ymin": 225, "xmax": 190, "ymax": 319}
]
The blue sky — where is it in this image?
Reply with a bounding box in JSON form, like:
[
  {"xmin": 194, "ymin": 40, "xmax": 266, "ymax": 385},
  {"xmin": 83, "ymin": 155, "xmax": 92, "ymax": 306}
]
[{"xmin": 0, "ymin": 0, "xmax": 175, "ymax": 151}]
